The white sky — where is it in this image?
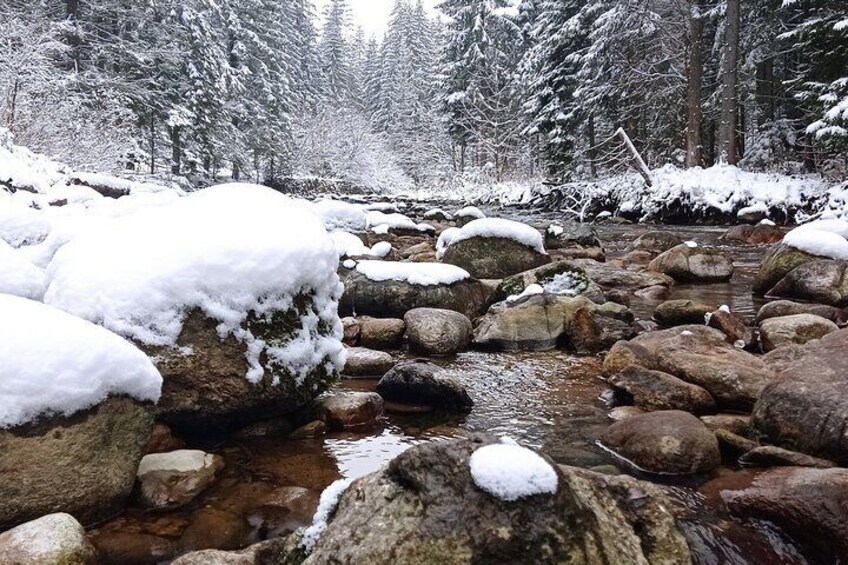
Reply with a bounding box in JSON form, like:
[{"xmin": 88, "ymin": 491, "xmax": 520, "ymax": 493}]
[{"xmin": 313, "ymin": 0, "xmax": 443, "ymax": 39}]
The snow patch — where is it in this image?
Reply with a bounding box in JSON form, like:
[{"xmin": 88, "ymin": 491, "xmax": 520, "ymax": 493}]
[
  {"xmin": 450, "ymin": 218, "xmax": 546, "ymax": 254},
  {"xmin": 469, "ymin": 444, "xmax": 558, "ymax": 502},
  {"xmin": 783, "ymin": 228, "xmax": 848, "ymax": 260},
  {"xmin": 313, "ymin": 200, "xmax": 368, "ymax": 232},
  {"xmin": 436, "ymin": 227, "xmax": 461, "ymax": 259},
  {"xmin": 455, "ymin": 206, "xmax": 486, "ymax": 220},
  {"xmin": 0, "ymin": 295, "xmax": 162, "ymax": 428},
  {"xmin": 507, "ymin": 284, "xmax": 544, "ymax": 303},
  {"xmin": 301, "ymin": 478, "xmax": 353, "ymax": 553},
  {"xmin": 369, "ymin": 241, "xmax": 392, "ymax": 258},
  {"xmin": 355, "ymin": 260, "xmax": 471, "ymax": 286},
  {"xmin": 0, "ymin": 241, "xmax": 48, "ymax": 300}
]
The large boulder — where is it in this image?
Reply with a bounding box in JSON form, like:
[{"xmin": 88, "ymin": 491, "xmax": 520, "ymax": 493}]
[
  {"xmin": 377, "ymin": 361, "xmax": 473, "ymax": 411},
  {"xmin": 758, "ymin": 313, "xmax": 838, "ymax": 351},
  {"xmin": 753, "ymin": 244, "xmax": 821, "ymax": 295},
  {"xmin": 146, "ymin": 308, "xmax": 339, "ymax": 431},
  {"xmin": 340, "ymin": 262, "xmax": 490, "ymax": 319},
  {"xmin": 442, "ymin": 219, "xmax": 551, "ymax": 279},
  {"xmin": 0, "ymin": 295, "xmax": 161, "ymax": 530},
  {"xmin": 403, "ymin": 308, "xmax": 473, "ymax": 356},
  {"xmin": 473, "ymin": 294, "xmax": 634, "ymax": 352},
  {"xmin": 0, "ymin": 398, "xmax": 155, "ymax": 530},
  {"xmin": 767, "ymin": 259, "xmax": 848, "ymax": 306},
  {"xmin": 298, "ymin": 438, "xmax": 692, "ymax": 564},
  {"xmin": 609, "ymin": 365, "xmax": 716, "ymax": 414},
  {"xmin": 752, "ymin": 329, "xmax": 848, "ymax": 464},
  {"xmin": 599, "ymin": 411, "xmax": 720, "ymax": 475},
  {"xmin": 754, "ymin": 299, "xmax": 848, "ymax": 325},
  {"xmin": 722, "ymin": 467, "xmax": 848, "ymax": 560},
  {"xmin": 573, "ymin": 259, "xmax": 674, "ymax": 293},
  {"xmin": 648, "ymin": 243, "xmax": 734, "ymax": 283},
  {"xmin": 653, "ymin": 299, "xmax": 713, "ymax": 326},
  {"xmin": 0, "ymin": 513, "xmax": 98, "ymax": 565}
]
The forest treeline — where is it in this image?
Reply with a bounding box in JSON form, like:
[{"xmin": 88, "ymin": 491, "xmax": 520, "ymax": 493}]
[{"xmin": 0, "ymin": 0, "xmax": 845, "ymax": 190}]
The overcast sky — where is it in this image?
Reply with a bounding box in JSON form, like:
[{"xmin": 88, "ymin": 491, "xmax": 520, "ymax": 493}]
[{"xmin": 313, "ymin": 0, "xmax": 443, "ymax": 39}]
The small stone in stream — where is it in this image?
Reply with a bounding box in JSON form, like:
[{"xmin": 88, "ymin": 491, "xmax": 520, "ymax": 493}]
[
  {"xmin": 341, "ymin": 317, "xmax": 360, "ymax": 345},
  {"xmin": 143, "ymin": 423, "xmax": 186, "ymax": 455},
  {"xmin": 378, "ymin": 361, "xmax": 473, "ymax": 411},
  {"xmin": 653, "ymin": 299, "xmax": 714, "ymax": 326},
  {"xmin": 604, "ymin": 289, "xmax": 631, "ymax": 307},
  {"xmin": 747, "ymin": 223, "xmax": 783, "ymax": 245},
  {"xmin": 232, "ymin": 416, "xmax": 292, "ymax": 440},
  {"xmin": 707, "ymin": 309, "xmax": 755, "ymax": 348},
  {"xmin": 343, "ymin": 347, "xmax": 395, "ymax": 377},
  {"xmin": 721, "ymin": 225, "xmax": 753, "ymax": 242},
  {"xmin": 249, "ymin": 486, "xmax": 320, "ymax": 538},
  {"xmin": 600, "ymin": 410, "xmax": 721, "ymax": 475},
  {"xmin": 358, "ymin": 317, "xmax": 406, "ymax": 349},
  {"xmin": 758, "ymin": 313, "xmax": 838, "ymax": 351},
  {"xmin": 567, "ymin": 302, "xmax": 636, "ymax": 354},
  {"xmin": 722, "ymin": 466, "xmax": 848, "ymax": 559},
  {"xmin": 754, "ymin": 299, "xmax": 847, "ymax": 325},
  {"xmin": 739, "ymin": 446, "xmax": 837, "ymax": 469},
  {"xmin": 649, "ymin": 244, "xmax": 734, "ymax": 283},
  {"xmin": 620, "ymin": 250, "xmax": 654, "ymax": 268},
  {"xmin": 609, "ymin": 365, "xmax": 716, "ymax": 414},
  {"xmin": 0, "ymin": 513, "xmax": 98, "ymax": 565},
  {"xmin": 89, "ymin": 530, "xmax": 178, "ymax": 565},
  {"xmin": 317, "ymin": 391, "xmax": 384, "ymax": 430},
  {"xmin": 700, "ymin": 414, "xmax": 752, "ymax": 437},
  {"xmin": 400, "ymin": 241, "xmax": 435, "ymax": 258},
  {"xmin": 404, "ymin": 308, "xmax": 473, "ymax": 355},
  {"xmin": 288, "ymin": 420, "xmax": 326, "ymax": 439},
  {"xmin": 625, "ymin": 231, "xmax": 683, "ymax": 254},
  {"xmin": 633, "ymin": 285, "xmax": 670, "ymax": 300},
  {"xmin": 136, "ymin": 450, "xmax": 224, "ymax": 510},
  {"xmin": 179, "ymin": 508, "xmax": 252, "ymax": 552},
  {"xmin": 607, "ymin": 406, "xmax": 645, "ymax": 421},
  {"xmin": 714, "ymin": 428, "xmax": 759, "ymax": 455}
]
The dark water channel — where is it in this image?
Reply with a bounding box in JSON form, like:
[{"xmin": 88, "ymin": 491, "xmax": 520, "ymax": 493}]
[{"xmin": 93, "ymin": 206, "xmax": 818, "ymax": 564}]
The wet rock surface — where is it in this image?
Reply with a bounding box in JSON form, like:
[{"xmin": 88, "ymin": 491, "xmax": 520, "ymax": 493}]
[
  {"xmin": 758, "ymin": 313, "xmax": 838, "ymax": 351},
  {"xmin": 649, "ymin": 244, "xmax": 734, "ymax": 283},
  {"xmin": 377, "ymin": 360, "xmax": 473, "ymax": 411},
  {"xmin": 442, "ymin": 235, "xmax": 551, "ymax": 279},
  {"xmin": 403, "ymin": 308, "xmax": 473, "ymax": 355}
]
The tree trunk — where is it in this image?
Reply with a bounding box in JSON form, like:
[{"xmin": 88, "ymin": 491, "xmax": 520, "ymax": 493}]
[
  {"xmin": 170, "ymin": 126, "xmax": 181, "ymax": 175},
  {"xmin": 685, "ymin": 0, "xmax": 704, "ymax": 168},
  {"xmin": 149, "ymin": 113, "xmax": 156, "ymax": 175},
  {"xmin": 718, "ymin": 0, "xmax": 740, "ymax": 165},
  {"xmin": 587, "ymin": 114, "xmax": 597, "ymax": 178}
]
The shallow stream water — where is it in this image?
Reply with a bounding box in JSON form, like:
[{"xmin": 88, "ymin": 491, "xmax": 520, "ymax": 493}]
[{"xmin": 92, "ymin": 206, "xmax": 815, "ymax": 564}]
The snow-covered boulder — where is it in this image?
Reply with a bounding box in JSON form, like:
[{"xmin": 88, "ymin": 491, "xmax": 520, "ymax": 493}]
[
  {"xmin": 441, "ymin": 218, "xmax": 550, "ymax": 279},
  {"xmin": 0, "ymin": 295, "xmax": 161, "ymax": 530},
  {"xmin": 0, "ymin": 513, "xmax": 98, "ymax": 565},
  {"xmin": 648, "ymin": 243, "xmax": 734, "ymax": 283},
  {"xmin": 312, "ymin": 199, "xmax": 368, "ymax": 233},
  {"xmin": 43, "ymin": 184, "xmax": 345, "ymax": 430},
  {"xmin": 366, "ymin": 210, "xmax": 434, "ymax": 236},
  {"xmin": 296, "ymin": 438, "xmax": 691, "ymax": 563},
  {"xmin": 454, "ymin": 205, "xmax": 486, "ymax": 226},
  {"xmin": 0, "ymin": 200, "xmax": 51, "ymax": 247},
  {"xmin": 755, "ymin": 220, "xmax": 848, "ymax": 295},
  {"xmin": 340, "ymin": 260, "xmax": 490, "ymax": 319},
  {"xmin": 423, "ymin": 208, "xmax": 452, "ymax": 222},
  {"xmin": 0, "ymin": 241, "xmax": 47, "ymax": 300}
]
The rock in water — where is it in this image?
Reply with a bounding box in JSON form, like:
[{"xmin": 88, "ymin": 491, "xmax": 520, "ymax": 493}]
[
  {"xmin": 358, "ymin": 317, "xmax": 406, "ymax": 349},
  {"xmin": 317, "ymin": 392, "xmax": 384, "ymax": 430},
  {"xmin": 600, "ymin": 411, "xmax": 721, "ymax": 475},
  {"xmin": 653, "ymin": 299, "xmax": 713, "ymax": 326},
  {"xmin": 648, "ymin": 243, "xmax": 734, "ymax": 283},
  {"xmin": 441, "ymin": 219, "xmax": 551, "ymax": 279},
  {"xmin": 298, "ymin": 438, "xmax": 692, "ymax": 564},
  {"xmin": 753, "ymin": 329, "xmax": 848, "ymax": 464},
  {"xmin": 754, "ymin": 299, "xmax": 847, "ymax": 325},
  {"xmin": 723, "ymin": 467, "xmax": 848, "ymax": 559},
  {"xmin": 377, "ymin": 361, "xmax": 472, "ymax": 411},
  {"xmin": 404, "ymin": 308, "xmax": 473, "ymax": 355},
  {"xmin": 625, "ymin": 231, "xmax": 683, "ymax": 254},
  {"xmin": 758, "ymin": 313, "xmax": 838, "ymax": 351},
  {"xmin": 0, "ymin": 513, "xmax": 98, "ymax": 565},
  {"xmin": 753, "ymin": 244, "xmax": 821, "ymax": 295},
  {"xmin": 609, "ymin": 365, "xmax": 716, "ymax": 414},
  {"xmin": 343, "ymin": 347, "xmax": 395, "ymax": 377},
  {"xmin": 767, "ymin": 259, "xmax": 848, "ymax": 306},
  {"xmin": 136, "ymin": 450, "xmax": 224, "ymax": 510}
]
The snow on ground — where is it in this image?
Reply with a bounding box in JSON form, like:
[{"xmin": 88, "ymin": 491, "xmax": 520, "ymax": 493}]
[
  {"xmin": 469, "ymin": 443, "xmax": 559, "ymax": 501},
  {"xmin": 313, "ymin": 199, "xmax": 368, "ymax": 232},
  {"xmin": 366, "ymin": 210, "xmax": 433, "ymax": 234},
  {"xmin": 355, "ymin": 260, "xmax": 470, "ymax": 286},
  {"xmin": 449, "ymin": 218, "xmax": 546, "ymax": 254},
  {"xmin": 0, "ymin": 240, "xmax": 48, "ymax": 300},
  {"xmin": 0, "ymin": 294, "xmax": 162, "ymax": 428},
  {"xmin": 43, "ymin": 184, "xmax": 345, "ymax": 384},
  {"xmin": 455, "ymin": 205, "xmax": 486, "ymax": 220},
  {"xmin": 506, "ymin": 284, "xmax": 544, "ymax": 303},
  {"xmin": 329, "ymin": 230, "xmax": 371, "ymax": 258},
  {"xmin": 782, "ymin": 219, "xmax": 848, "ymax": 260},
  {"xmin": 301, "ymin": 477, "xmax": 353, "ymax": 553}
]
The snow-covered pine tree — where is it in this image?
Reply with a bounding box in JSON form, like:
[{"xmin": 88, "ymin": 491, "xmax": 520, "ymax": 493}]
[{"xmin": 319, "ymin": 0, "xmax": 354, "ymax": 105}]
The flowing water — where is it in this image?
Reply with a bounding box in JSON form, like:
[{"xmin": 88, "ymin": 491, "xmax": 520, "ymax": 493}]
[{"xmin": 92, "ymin": 206, "xmax": 816, "ymax": 564}]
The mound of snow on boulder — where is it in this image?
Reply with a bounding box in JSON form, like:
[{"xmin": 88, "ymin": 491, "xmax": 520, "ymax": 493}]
[
  {"xmin": 782, "ymin": 219, "xmax": 848, "ymax": 260},
  {"xmin": 355, "ymin": 260, "xmax": 470, "ymax": 286},
  {"xmin": 450, "ymin": 218, "xmax": 546, "ymax": 254},
  {"xmin": 43, "ymin": 183, "xmax": 344, "ymax": 383},
  {"xmin": 469, "ymin": 443, "xmax": 558, "ymax": 501},
  {"xmin": 0, "ymin": 295, "xmax": 161, "ymax": 428},
  {"xmin": 0, "ymin": 241, "xmax": 47, "ymax": 300}
]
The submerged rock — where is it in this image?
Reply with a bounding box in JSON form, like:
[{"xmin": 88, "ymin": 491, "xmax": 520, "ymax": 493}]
[
  {"xmin": 0, "ymin": 513, "xmax": 98, "ymax": 565},
  {"xmin": 0, "ymin": 397, "xmax": 154, "ymax": 530},
  {"xmin": 648, "ymin": 243, "xmax": 734, "ymax": 283},
  {"xmin": 600, "ymin": 410, "xmax": 720, "ymax": 475},
  {"xmin": 403, "ymin": 308, "xmax": 473, "ymax": 356},
  {"xmin": 723, "ymin": 467, "xmax": 848, "ymax": 559},
  {"xmin": 298, "ymin": 438, "xmax": 692, "ymax": 564},
  {"xmin": 316, "ymin": 392, "xmax": 384, "ymax": 430},
  {"xmin": 136, "ymin": 450, "xmax": 224, "ymax": 510},
  {"xmin": 738, "ymin": 446, "xmax": 837, "ymax": 468}
]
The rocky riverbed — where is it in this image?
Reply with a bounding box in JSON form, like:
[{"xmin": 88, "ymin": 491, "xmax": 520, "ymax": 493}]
[{"xmin": 3, "ymin": 196, "xmax": 847, "ymax": 565}]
